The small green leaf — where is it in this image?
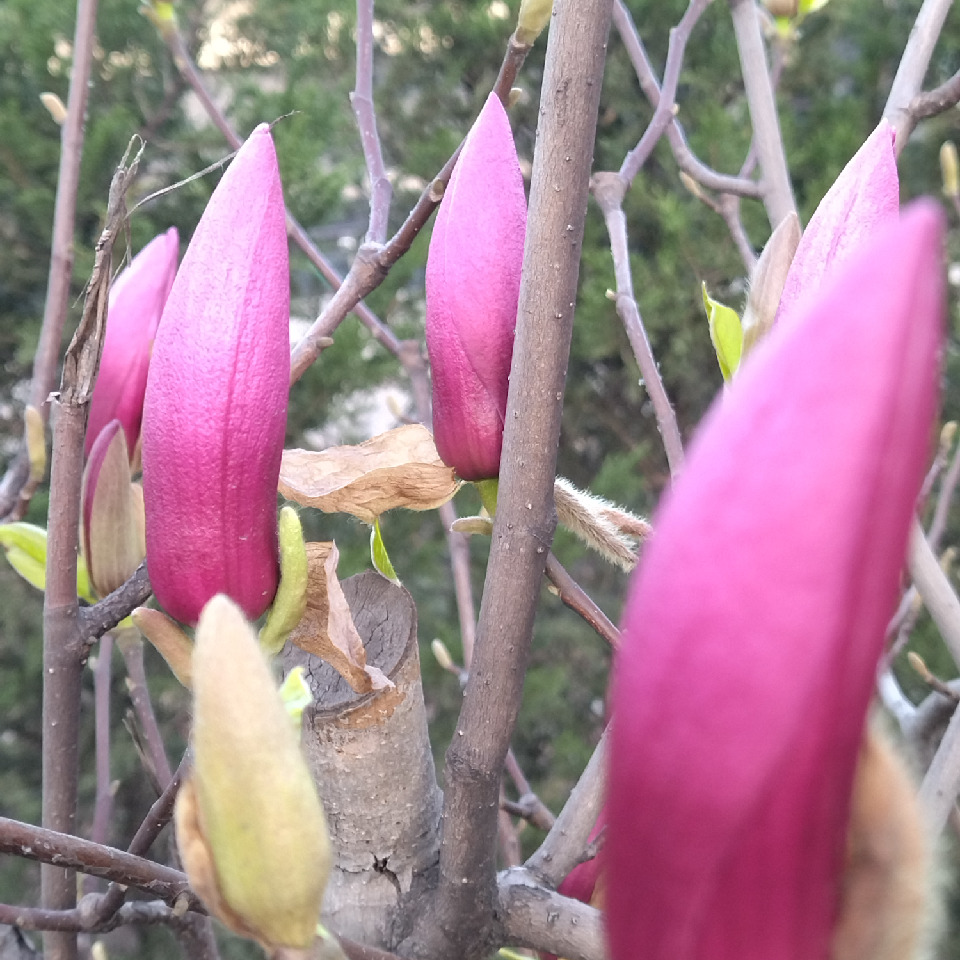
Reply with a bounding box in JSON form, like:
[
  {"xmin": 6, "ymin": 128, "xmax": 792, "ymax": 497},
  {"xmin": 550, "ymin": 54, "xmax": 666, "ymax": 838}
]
[
  {"xmin": 0, "ymin": 522, "xmax": 95, "ymax": 601},
  {"xmin": 370, "ymin": 517, "xmax": 401, "ymax": 585},
  {"xmin": 279, "ymin": 666, "xmax": 313, "ymax": 730},
  {"xmin": 702, "ymin": 282, "xmax": 743, "ymax": 382},
  {"xmin": 476, "ymin": 478, "xmax": 500, "ymax": 517},
  {"xmin": 798, "ymin": 0, "xmax": 830, "ymax": 14},
  {"xmin": 260, "ymin": 505, "xmax": 309, "ymax": 656}
]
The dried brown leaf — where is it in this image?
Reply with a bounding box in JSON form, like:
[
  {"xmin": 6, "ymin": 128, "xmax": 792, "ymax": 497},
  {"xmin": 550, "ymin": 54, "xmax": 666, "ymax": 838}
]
[
  {"xmin": 288, "ymin": 542, "xmax": 393, "ymax": 694},
  {"xmin": 279, "ymin": 424, "xmax": 459, "ymax": 523}
]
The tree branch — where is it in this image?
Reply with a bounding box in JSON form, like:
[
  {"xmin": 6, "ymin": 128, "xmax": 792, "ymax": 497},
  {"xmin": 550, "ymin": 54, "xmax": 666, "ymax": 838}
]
[
  {"xmin": 408, "ymin": 1, "xmax": 615, "ymax": 955},
  {"xmin": 351, "ymin": 0, "xmax": 391, "ymax": 244},
  {"xmin": 907, "ymin": 518, "xmax": 960, "ymax": 669},
  {"xmin": 883, "ymin": 0, "xmax": 955, "ymax": 149},
  {"xmin": 544, "ymin": 553, "xmax": 620, "ymax": 647},
  {"xmin": 728, "ymin": 0, "xmax": 796, "ymax": 227},
  {"xmin": 0, "ymin": 818, "xmax": 198, "ymax": 909},
  {"xmin": 526, "ymin": 729, "xmax": 606, "ymax": 888},
  {"xmin": 612, "ymin": 1, "xmax": 762, "ymax": 199},
  {"xmin": 497, "ymin": 870, "xmax": 606, "ymax": 960},
  {"xmin": 77, "ymin": 561, "xmax": 152, "ymax": 647},
  {"xmin": 619, "ymin": 0, "xmax": 714, "ymax": 184},
  {"xmin": 592, "ymin": 173, "xmax": 685, "ymax": 477},
  {"xmin": 0, "ymin": 0, "xmax": 98, "ymax": 522}
]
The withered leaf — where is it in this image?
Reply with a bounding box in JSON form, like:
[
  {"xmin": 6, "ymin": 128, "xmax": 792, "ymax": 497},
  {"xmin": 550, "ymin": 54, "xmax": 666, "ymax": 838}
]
[
  {"xmin": 288, "ymin": 542, "xmax": 393, "ymax": 694},
  {"xmin": 279, "ymin": 424, "xmax": 459, "ymax": 523}
]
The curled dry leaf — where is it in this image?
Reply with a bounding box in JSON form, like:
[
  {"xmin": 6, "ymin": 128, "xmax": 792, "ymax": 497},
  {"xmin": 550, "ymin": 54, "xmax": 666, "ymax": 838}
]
[
  {"xmin": 288, "ymin": 542, "xmax": 393, "ymax": 694},
  {"xmin": 279, "ymin": 424, "xmax": 460, "ymax": 524}
]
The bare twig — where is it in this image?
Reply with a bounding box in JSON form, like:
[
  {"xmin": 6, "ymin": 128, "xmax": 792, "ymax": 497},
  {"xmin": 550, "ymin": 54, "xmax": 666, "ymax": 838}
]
[
  {"xmin": 910, "ymin": 69, "xmax": 960, "ymax": 122},
  {"xmin": 728, "ymin": 0, "xmax": 796, "ymax": 227},
  {"xmin": 919, "ymin": 695, "xmax": 960, "ymax": 835},
  {"xmin": 526, "ymin": 730, "xmax": 606, "ymax": 888},
  {"xmin": 0, "ymin": 900, "xmax": 192, "ymax": 934},
  {"xmin": 89, "ymin": 633, "xmax": 114, "ymax": 852},
  {"xmin": 117, "ymin": 629, "xmax": 174, "ymax": 788},
  {"xmin": 0, "ymin": 818, "xmax": 198, "ymax": 909},
  {"xmin": 408, "ymin": 1, "xmax": 615, "ymax": 955},
  {"xmin": 42, "ymin": 141, "xmax": 141, "ymax": 960},
  {"xmin": 77, "ymin": 561, "xmax": 152, "ymax": 648},
  {"xmin": 351, "ymin": 0, "xmax": 391, "ymax": 244},
  {"xmin": 612, "ymin": 1, "xmax": 762, "ymax": 199},
  {"xmin": 593, "ymin": 173, "xmax": 685, "ymax": 477},
  {"xmin": 505, "ymin": 750, "xmax": 556, "ymax": 831},
  {"xmin": 497, "ymin": 870, "xmax": 606, "ymax": 960},
  {"xmin": 928, "ymin": 436, "xmax": 960, "ymax": 553},
  {"xmin": 907, "ymin": 518, "xmax": 960, "ymax": 669},
  {"xmin": 0, "ymin": 0, "xmax": 98, "ymax": 521},
  {"xmin": 883, "ymin": 0, "xmax": 956, "ymax": 149},
  {"xmin": 544, "ymin": 553, "xmax": 621, "ymax": 647},
  {"xmin": 620, "ymin": 0, "xmax": 714, "ymax": 184}
]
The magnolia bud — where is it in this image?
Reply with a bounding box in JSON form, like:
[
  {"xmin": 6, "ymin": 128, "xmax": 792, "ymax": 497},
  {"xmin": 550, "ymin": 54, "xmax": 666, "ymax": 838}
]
[
  {"xmin": 426, "ymin": 94, "xmax": 526, "ymax": 481},
  {"xmin": 176, "ymin": 594, "xmax": 331, "ymax": 950},
  {"xmin": 143, "ymin": 127, "xmax": 290, "ymax": 625}
]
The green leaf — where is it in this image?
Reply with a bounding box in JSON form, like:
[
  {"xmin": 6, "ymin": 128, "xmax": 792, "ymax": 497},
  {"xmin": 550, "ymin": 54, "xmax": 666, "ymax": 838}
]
[
  {"xmin": 0, "ymin": 522, "xmax": 95, "ymax": 602},
  {"xmin": 260, "ymin": 505, "xmax": 309, "ymax": 656},
  {"xmin": 279, "ymin": 666, "xmax": 313, "ymax": 730},
  {"xmin": 701, "ymin": 282, "xmax": 743, "ymax": 382},
  {"xmin": 370, "ymin": 516, "xmax": 400, "ymax": 585}
]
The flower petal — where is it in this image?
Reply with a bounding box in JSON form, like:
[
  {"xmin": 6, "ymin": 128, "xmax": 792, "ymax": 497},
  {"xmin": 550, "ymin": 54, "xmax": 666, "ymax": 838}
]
[{"xmin": 607, "ymin": 203, "xmax": 944, "ymax": 960}]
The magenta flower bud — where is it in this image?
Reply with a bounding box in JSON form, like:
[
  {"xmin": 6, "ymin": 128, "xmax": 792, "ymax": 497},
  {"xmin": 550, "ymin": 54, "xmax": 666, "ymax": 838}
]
[
  {"xmin": 607, "ymin": 203, "xmax": 944, "ymax": 960},
  {"xmin": 86, "ymin": 227, "xmax": 179, "ymax": 459},
  {"xmin": 777, "ymin": 120, "xmax": 898, "ymax": 327},
  {"xmin": 142, "ymin": 126, "xmax": 290, "ymax": 625},
  {"xmin": 426, "ymin": 93, "xmax": 527, "ymax": 481}
]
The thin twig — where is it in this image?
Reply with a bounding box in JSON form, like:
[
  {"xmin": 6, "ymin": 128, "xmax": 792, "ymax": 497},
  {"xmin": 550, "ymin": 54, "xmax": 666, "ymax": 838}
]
[
  {"xmin": 505, "ymin": 750, "xmax": 556, "ymax": 831},
  {"xmin": 620, "ymin": 0, "xmax": 714, "ymax": 184},
  {"xmin": 910, "ymin": 69, "xmax": 960, "ymax": 122},
  {"xmin": 728, "ymin": 0, "xmax": 796, "ymax": 227},
  {"xmin": 88, "ymin": 754, "xmax": 185, "ymax": 927},
  {"xmin": 0, "ymin": 818, "xmax": 198, "ymax": 909},
  {"xmin": 351, "ymin": 0, "xmax": 391, "ymax": 244},
  {"xmin": 77, "ymin": 561, "xmax": 152, "ymax": 648},
  {"xmin": 0, "ymin": 0, "xmax": 99, "ymax": 522},
  {"xmin": 907, "ymin": 518, "xmax": 960, "ymax": 669},
  {"xmin": 0, "ymin": 900, "xmax": 193, "ymax": 934},
  {"xmin": 89, "ymin": 633, "xmax": 114, "ymax": 851},
  {"xmin": 592, "ymin": 173, "xmax": 685, "ymax": 477},
  {"xmin": 611, "ymin": 1, "xmax": 761, "ymax": 199},
  {"xmin": 526, "ymin": 729, "xmax": 607, "ymax": 889},
  {"xmin": 42, "ymin": 140, "xmax": 141, "ymax": 960},
  {"xmin": 544, "ymin": 553, "xmax": 621, "ymax": 647},
  {"xmin": 117, "ymin": 629, "xmax": 174, "ymax": 788},
  {"xmin": 928, "ymin": 436, "xmax": 960, "ymax": 553},
  {"xmin": 883, "ymin": 0, "xmax": 956, "ymax": 149},
  {"xmin": 288, "ymin": 36, "xmax": 532, "ymax": 382}
]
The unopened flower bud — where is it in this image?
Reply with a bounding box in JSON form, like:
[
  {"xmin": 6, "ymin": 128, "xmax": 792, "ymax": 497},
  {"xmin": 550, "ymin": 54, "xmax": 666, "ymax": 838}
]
[
  {"xmin": 86, "ymin": 228, "xmax": 179, "ymax": 461},
  {"xmin": 426, "ymin": 94, "xmax": 526, "ymax": 481},
  {"xmin": 176, "ymin": 594, "xmax": 331, "ymax": 950},
  {"xmin": 143, "ymin": 127, "xmax": 290, "ymax": 625}
]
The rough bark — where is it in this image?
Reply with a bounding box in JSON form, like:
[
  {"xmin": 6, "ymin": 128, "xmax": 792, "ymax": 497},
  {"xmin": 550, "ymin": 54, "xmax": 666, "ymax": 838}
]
[{"xmin": 282, "ymin": 572, "xmax": 441, "ymax": 949}]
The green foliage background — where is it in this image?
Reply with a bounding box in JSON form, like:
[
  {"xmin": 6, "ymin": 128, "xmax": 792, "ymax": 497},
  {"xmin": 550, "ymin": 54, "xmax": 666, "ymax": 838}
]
[{"xmin": 1, "ymin": 0, "xmax": 960, "ymax": 955}]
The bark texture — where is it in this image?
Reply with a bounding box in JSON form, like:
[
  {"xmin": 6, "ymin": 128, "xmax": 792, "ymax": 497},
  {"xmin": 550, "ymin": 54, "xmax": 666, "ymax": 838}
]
[{"xmin": 282, "ymin": 572, "xmax": 441, "ymax": 949}]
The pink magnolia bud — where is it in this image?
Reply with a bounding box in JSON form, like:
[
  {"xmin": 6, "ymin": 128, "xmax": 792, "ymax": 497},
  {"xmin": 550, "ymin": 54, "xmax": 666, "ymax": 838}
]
[
  {"xmin": 142, "ymin": 126, "xmax": 290, "ymax": 625},
  {"xmin": 777, "ymin": 120, "xmax": 898, "ymax": 328},
  {"xmin": 426, "ymin": 93, "xmax": 527, "ymax": 481},
  {"xmin": 86, "ymin": 227, "xmax": 179, "ymax": 459},
  {"xmin": 607, "ymin": 204, "xmax": 944, "ymax": 960}
]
